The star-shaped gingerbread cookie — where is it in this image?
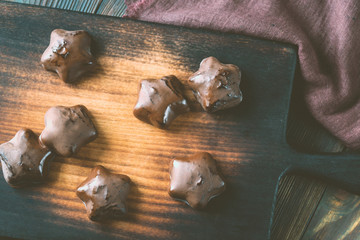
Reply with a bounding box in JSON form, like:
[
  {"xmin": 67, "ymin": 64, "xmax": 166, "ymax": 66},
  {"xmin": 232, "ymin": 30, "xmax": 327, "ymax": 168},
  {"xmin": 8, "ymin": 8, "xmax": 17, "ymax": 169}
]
[
  {"xmin": 41, "ymin": 29, "xmax": 94, "ymax": 83},
  {"xmin": 133, "ymin": 75, "xmax": 190, "ymax": 128},
  {"xmin": 169, "ymin": 152, "xmax": 226, "ymax": 209},
  {"xmin": 39, "ymin": 105, "xmax": 98, "ymax": 157},
  {"xmin": 76, "ymin": 165, "xmax": 131, "ymax": 221},
  {"xmin": 0, "ymin": 129, "xmax": 55, "ymax": 187},
  {"xmin": 188, "ymin": 56, "xmax": 243, "ymax": 112}
]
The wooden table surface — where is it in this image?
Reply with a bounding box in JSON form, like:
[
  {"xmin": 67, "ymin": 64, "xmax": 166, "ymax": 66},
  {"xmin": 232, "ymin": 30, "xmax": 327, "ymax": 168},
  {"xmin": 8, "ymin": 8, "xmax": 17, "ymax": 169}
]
[{"xmin": 2, "ymin": 1, "xmax": 360, "ymax": 240}]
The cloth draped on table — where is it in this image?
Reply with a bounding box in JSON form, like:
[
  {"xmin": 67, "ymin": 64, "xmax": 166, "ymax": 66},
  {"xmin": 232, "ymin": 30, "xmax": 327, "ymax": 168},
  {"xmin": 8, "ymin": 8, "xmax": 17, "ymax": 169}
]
[{"xmin": 125, "ymin": 0, "xmax": 360, "ymax": 149}]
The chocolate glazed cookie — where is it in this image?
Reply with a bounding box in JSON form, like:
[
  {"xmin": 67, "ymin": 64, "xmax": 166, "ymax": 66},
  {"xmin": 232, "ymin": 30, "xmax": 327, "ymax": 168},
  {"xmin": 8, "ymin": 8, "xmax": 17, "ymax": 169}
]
[
  {"xmin": 41, "ymin": 29, "xmax": 94, "ymax": 83},
  {"xmin": 0, "ymin": 129, "xmax": 55, "ymax": 187},
  {"xmin": 188, "ymin": 56, "xmax": 243, "ymax": 112},
  {"xmin": 133, "ymin": 75, "xmax": 190, "ymax": 129},
  {"xmin": 76, "ymin": 165, "xmax": 131, "ymax": 221},
  {"xmin": 169, "ymin": 152, "xmax": 226, "ymax": 209},
  {"xmin": 39, "ymin": 105, "xmax": 98, "ymax": 157}
]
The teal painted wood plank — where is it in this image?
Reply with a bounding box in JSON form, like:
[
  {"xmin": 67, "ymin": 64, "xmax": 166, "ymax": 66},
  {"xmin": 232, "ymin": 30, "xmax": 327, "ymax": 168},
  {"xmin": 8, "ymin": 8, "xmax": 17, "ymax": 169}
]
[{"xmin": 4, "ymin": 0, "xmax": 127, "ymax": 16}]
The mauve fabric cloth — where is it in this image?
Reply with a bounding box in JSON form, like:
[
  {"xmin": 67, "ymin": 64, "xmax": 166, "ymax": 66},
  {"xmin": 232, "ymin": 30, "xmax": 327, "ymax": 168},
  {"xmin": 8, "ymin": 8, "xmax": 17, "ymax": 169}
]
[{"xmin": 125, "ymin": 0, "xmax": 360, "ymax": 149}]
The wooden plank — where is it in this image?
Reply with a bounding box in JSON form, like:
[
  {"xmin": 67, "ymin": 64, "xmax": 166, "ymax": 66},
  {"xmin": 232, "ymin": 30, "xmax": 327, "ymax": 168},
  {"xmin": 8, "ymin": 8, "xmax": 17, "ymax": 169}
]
[
  {"xmin": 4, "ymin": 0, "xmax": 128, "ymax": 16},
  {"xmin": 271, "ymin": 174, "xmax": 327, "ymax": 240},
  {"xmin": 97, "ymin": 0, "xmax": 127, "ymax": 17},
  {"xmin": 0, "ymin": 2, "xmax": 297, "ymax": 240},
  {"xmin": 301, "ymin": 188, "xmax": 360, "ymax": 240}
]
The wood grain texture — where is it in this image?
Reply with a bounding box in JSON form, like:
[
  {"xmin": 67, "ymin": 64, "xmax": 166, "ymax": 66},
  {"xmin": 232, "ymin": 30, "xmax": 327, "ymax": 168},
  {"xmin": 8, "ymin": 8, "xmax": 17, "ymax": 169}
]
[
  {"xmin": 4, "ymin": 0, "xmax": 127, "ymax": 16},
  {"xmin": 2, "ymin": 2, "xmax": 360, "ymax": 240},
  {"xmin": 302, "ymin": 188, "xmax": 360, "ymax": 240},
  {"xmin": 271, "ymin": 174, "xmax": 327, "ymax": 240},
  {"xmin": 0, "ymin": 2, "xmax": 297, "ymax": 240},
  {"xmin": 6, "ymin": 3, "xmax": 354, "ymax": 240}
]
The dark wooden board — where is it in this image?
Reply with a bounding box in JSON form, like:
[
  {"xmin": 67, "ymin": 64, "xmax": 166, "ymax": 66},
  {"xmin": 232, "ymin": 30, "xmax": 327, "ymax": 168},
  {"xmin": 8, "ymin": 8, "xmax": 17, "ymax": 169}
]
[
  {"xmin": 7, "ymin": 3, "xmax": 360, "ymax": 240},
  {"xmin": 1, "ymin": 2, "xmax": 359, "ymax": 240}
]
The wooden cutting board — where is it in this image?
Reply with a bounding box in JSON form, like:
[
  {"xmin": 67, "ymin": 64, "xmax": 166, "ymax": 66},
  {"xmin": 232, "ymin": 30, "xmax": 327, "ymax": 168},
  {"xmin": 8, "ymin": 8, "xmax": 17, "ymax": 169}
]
[{"xmin": 1, "ymin": 2, "xmax": 359, "ymax": 240}]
